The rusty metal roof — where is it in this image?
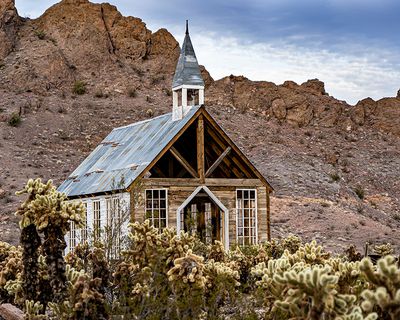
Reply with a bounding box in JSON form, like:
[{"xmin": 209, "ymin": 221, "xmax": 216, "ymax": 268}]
[
  {"xmin": 172, "ymin": 24, "xmax": 205, "ymax": 89},
  {"xmin": 58, "ymin": 106, "xmax": 201, "ymax": 197}
]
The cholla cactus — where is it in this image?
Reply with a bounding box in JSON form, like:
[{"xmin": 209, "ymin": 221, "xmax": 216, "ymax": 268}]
[
  {"xmin": 344, "ymin": 245, "xmax": 363, "ymax": 262},
  {"xmin": 0, "ymin": 242, "xmax": 23, "ymax": 303},
  {"xmin": 168, "ymin": 250, "xmax": 206, "ymax": 319},
  {"xmin": 16, "ymin": 179, "xmax": 84, "ymax": 232},
  {"xmin": 25, "ymin": 300, "xmax": 46, "ymax": 320},
  {"xmin": 327, "ymin": 259, "xmax": 365, "ymax": 296},
  {"xmin": 48, "ymin": 274, "xmax": 107, "ymax": 320},
  {"xmin": 125, "ymin": 220, "xmax": 163, "ymax": 268},
  {"xmin": 168, "ymin": 250, "xmax": 206, "ymax": 287},
  {"xmin": 16, "ymin": 178, "xmax": 85, "ymax": 303},
  {"xmin": 336, "ymin": 306, "xmax": 378, "ymax": 320},
  {"xmin": 207, "ymin": 240, "xmax": 226, "ymax": 262},
  {"xmin": 20, "ymin": 224, "xmax": 41, "ymax": 302},
  {"xmin": 285, "ymin": 240, "xmax": 330, "ymax": 265},
  {"xmin": 274, "ymin": 265, "xmax": 356, "ymax": 319},
  {"xmin": 65, "ymin": 242, "xmax": 91, "ymax": 272},
  {"xmin": 204, "ymin": 259, "xmax": 240, "ymax": 312},
  {"xmin": 88, "ymin": 245, "xmax": 110, "ymax": 295},
  {"xmin": 281, "ymin": 234, "xmax": 302, "ymax": 254},
  {"xmin": 228, "ymin": 246, "xmax": 254, "ymax": 285},
  {"xmin": 252, "ymin": 257, "xmax": 293, "ymax": 314},
  {"xmin": 163, "ymin": 229, "xmax": 196, "ymax": 267},
  {"xmin": 360, "ymin": 256, "xmax": 400, "ymax": 320},
  {"xmin": 373, "ymin": 243, "xmax": 394, "ymax": 256}
]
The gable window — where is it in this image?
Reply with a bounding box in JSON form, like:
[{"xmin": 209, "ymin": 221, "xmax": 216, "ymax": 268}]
[
  {"xmin": 236, "ymin": 189, "xmax": 257, "ymax": 245},
  {"xmin": 145, "ymin": 189, "xmax": 168, "ymax": 231},
  {"xmin": 93, "ymin": 200, "xmax": 101, "ymax": 240}
]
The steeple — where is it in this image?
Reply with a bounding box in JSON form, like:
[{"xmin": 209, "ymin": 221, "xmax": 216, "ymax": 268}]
[{"xmin": 172, "ymin": 20, "xmax": 205, "ymax": 121}]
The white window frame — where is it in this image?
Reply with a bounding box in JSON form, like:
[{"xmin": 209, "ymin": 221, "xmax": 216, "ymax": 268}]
[
  {"xmin": 145, "ymin": 188, "xmax": 168, "ymax": 231},
  {"xmin": 236, "ymin": 189, "xmax": 258, "ymax": 245},
  {"xmin": 105, "ymin": 196, "xmax": 122, "ymax": 258},
  {"xmin": 81, "ymin": 202, "xmax": 88, "ymax": 244},
  {"xmin": 69, "ymin": 221, "xmax": 77, "ymax": 250},
  {"xmin": 93, "ymin": 200, "xmax": 101, "ymax": 241}
]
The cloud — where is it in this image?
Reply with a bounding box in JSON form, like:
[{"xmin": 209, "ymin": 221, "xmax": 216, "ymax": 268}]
[{"xmin": 189, "ymin": 32, "xmax": 400, "ymax": 104}]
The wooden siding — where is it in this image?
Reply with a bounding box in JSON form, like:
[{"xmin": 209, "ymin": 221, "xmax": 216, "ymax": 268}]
[{"xmin": 131, "ymin": 178, "xmax": 269, "ymax": 247}]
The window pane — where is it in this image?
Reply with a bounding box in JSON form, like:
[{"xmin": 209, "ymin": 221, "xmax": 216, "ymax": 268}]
[
  {"xmin": 236, "ymin": 189, "xmax": 257, "ymax": 246},
  {"xmin": 145, "ymin": 189, "xmax": 168, "ymax": 231},
  {"xmin": 160, "ymin": 199, "xmax": 166, "ymax": 209}
]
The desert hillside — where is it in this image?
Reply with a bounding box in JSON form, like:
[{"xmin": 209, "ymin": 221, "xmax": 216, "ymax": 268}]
[{"xmin": 0, "ymin": 0, "xmax": 399, "ymax": 252}]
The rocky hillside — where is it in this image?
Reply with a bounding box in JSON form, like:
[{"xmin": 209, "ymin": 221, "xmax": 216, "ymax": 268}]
[{"xmin": 0, "ymin": 0, "xmax": 399, "ymax": 252}]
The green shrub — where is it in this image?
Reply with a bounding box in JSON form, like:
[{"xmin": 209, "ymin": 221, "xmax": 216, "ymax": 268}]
[
  {"xmin": 34, "ymin": 30, "xmax": 46, "ymax": 40},
  {"xmin": 8, "ymin": 112, "xmax": 21, "ymax": 127},
  {"xmin": 72, "ymin": 81, "xmax": 86, "ymax": 95},
  {"xmin": 354, "ymin": 185, "xmax": 365, "ymax": 200},
  {"xmin": 330, "ymin": 172, "xmax": 340, "ymax": 182}
]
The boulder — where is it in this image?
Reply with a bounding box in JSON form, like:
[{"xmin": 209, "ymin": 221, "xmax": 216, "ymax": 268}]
[
  {"xmin": 271, "ymin": 98, "xmax": 287, "ymax": 120},
  {"xmin": 0, "ymin": 304, "xmax": 23, "ymax": 320},
  {"xmin": 301, "ymin": 79, "xmax": 327, "ymax": 96}
]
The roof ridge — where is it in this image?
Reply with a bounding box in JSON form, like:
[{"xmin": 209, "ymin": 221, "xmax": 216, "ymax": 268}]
[{"xmin": 112, "ymin": 111, "xmax": 172, "ymax": 131}]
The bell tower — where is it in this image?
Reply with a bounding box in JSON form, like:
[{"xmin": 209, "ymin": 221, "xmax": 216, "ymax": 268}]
[{"xmin": 172, "ymin": 21, "xmax": 205, "ymax": 121}]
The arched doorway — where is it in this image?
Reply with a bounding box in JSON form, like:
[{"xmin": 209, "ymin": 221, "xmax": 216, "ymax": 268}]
[{"xmin": 176, "ymin": 186, "xmax": 229, "ymax": 249}]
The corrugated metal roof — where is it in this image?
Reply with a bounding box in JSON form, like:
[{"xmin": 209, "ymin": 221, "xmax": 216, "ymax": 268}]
[
  {"xmin": 58, "ymin": 106, "xmax": 201, "ymax": 197},
  {"xmin": 172, "ymin": 31, "xmax": 205, "ymax": 89}
]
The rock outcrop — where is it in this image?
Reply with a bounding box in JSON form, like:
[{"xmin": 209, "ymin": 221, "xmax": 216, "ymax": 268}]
[
  {"xmin": 207, "ymin": 75, "xmax": 346, "ymax": 128},
  {"xmin": 0, "ymin": 0, "xmax": 20, "ymax": 60},
  {"xmin": 0, "ymin": 0, "xmax": 179, "ymax": 93}
]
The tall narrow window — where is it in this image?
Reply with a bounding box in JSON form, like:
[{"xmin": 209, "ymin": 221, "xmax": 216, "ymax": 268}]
[
  {"xmin": 81, "ymin": 202, "xmax": 88, "ymax": 244},
  {"xmin": 69, "ymin": 221, "xmax": 77, "ymax": 250},
  {"xmin": 106, "ymin": 197, "xmax": 121, "ymax": 258},
  {"xmin": 93, "ymin": 200, "xmax": 101, "ymax": 241},
  {"xmin": 236, "ymin": 189, "xmax": 257, "ymax": 245},
  {"xmin": 145, "ymin": 189, "xmax": 168, "ymax": 231}
]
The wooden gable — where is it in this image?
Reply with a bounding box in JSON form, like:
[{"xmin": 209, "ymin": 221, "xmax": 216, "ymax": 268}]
[{"xmin": 132, "ymin": 106, "xmax": 273, "ymax": 191}]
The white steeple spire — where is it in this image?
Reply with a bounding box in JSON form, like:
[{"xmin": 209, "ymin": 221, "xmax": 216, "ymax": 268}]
[{"xmin": 172, "ymin": 20, "xmax": 205, "ymax": 121}]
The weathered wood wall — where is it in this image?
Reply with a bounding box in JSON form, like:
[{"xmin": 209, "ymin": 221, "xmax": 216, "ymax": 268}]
[{"xmin": 131, "ymin": 178, "xmax": 269, "ymax": 247}]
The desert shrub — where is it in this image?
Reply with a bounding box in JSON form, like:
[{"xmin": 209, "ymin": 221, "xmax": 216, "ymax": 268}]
[
  {"xmin": 34, "ymin": 30, "xmax": 46, "ymax": 40},
  {"xmin": 372, "ymin": 243, "xmax": 394, "ymax": 256},
  {"xmin": 354, "ymin": 185, "xmax": 365, "ymax": 200},
  {"xmin": 8, "ymin": 112, "xmax": 21, "ymax": 127},
  {"xmin": 72, "ymin": 81, "xmax": 86, "ymax": 95},
  {"xmin": 330, "ymin": 172, "xmax": 341, "ymax": 182}
]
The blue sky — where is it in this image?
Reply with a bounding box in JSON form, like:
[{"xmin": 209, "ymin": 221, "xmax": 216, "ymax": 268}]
[{"xmin": 15, "ymin": 0, "xmax": 400, "ymax": 104}]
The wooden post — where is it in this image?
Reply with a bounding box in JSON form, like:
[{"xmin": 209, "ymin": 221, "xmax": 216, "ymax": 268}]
[
  {"xmin": 197, "ymin": 115, "xmax": 205, "ymax": 183},
  {"xmin": 266, "ymin": 190, "xmax": 271, "ymax": 241}
]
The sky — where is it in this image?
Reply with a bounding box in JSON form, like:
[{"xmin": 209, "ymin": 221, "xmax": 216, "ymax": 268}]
[{"xmin": 15, "ymin": 0, "xmax": 400, "ymax": 104}]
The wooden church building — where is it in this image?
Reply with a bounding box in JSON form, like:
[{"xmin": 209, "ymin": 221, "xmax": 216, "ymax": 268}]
[{"xmin": 59, "ymin": 23, "xmax": 273, "ymax": 253}]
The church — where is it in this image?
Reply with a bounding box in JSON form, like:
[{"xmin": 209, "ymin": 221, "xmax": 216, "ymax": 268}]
[{"xmin": 58, "ymin": 22, "xmax": 273, "ymax": 254}]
